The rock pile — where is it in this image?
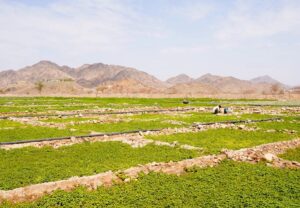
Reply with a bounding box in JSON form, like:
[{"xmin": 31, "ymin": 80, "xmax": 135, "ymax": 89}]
[
  {"xmin": 233, "ymin": 106, "xmax": 292, "ymax": 115},
  {"xmin": 8, "ymin": 115, "xmax": 133, "ymax": 129},
  {"xmin": 194, "ymin": 122, "xmax": 260, "ymax": 132},
  {"xmin": 52, "ymin": 106, "xmax": 200, "ymax": 117},
  {"xmin": 0, "ymin": 132, "xmax": 202, "ymax": 151},
  {"xmin": 222, "ymin": 138, "xmax": 300, "ymax": 168}
]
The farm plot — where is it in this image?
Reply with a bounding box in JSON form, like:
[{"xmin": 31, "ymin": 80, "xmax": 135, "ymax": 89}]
[
  {"xmin": 0, "ymin": 111, "xmax": 278, "ymax": 143},
  {"xmin": 1, "ymin": 97, "xmax": 295, "ymax": 116},
  {"xmin": 249, "ymin": 116, "xmax": 300, "ymax": 132},
  {"xmin": 4, "ymin": 161, "xmax": 299, "ymax": 208},
  {"xmin": 0, "ymin": 142, "xmax": 198, "ymax": 190},
  {"xmin": 0, "ymin": 120, "xmax": 85, "ymax": 142},
  {"xmin": 279, "ymin": 147, "xmax": 300, "ymax": 162},
  {"xmin": 0, "ymin": 97, "xmax": 212, "ymax": 115},
  {"xmin": 0, "ymin": 97, "xmax": 299, "ymax": 207},
  {"xmin": 146, "ymin": 128, "xmax": 297, "ymax": 154}
]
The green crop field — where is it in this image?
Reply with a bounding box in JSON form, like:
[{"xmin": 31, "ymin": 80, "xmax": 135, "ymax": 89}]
[
  {"xmin": 0, "ymin": 143, "xmax": 198, "ymax": 190},
  {"xmin": 0, "ymin": 97, "xmax": 299, "ymax": 207},
  {"xmin": 279, "ymin": 148, "xmax": 300, "ymax": 162},
  {"xmin": 146, "ymin": 129, "xmax": 297, "ymax": 154},
  {"xmin": 4, "ymin": 161, "xmax": 299, "ymax": 208}
]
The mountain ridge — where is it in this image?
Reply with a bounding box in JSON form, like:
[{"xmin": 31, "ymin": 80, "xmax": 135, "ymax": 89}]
[
  {"xmin": 166, "ymin": 74, "xmax": 194, "ymax": 85},
  {"xmin": 0, "ymin": 61, "xmax": 293, "ymax": 96}
]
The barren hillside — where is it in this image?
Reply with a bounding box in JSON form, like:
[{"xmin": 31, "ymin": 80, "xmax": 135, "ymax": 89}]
[{"xmin": 0, "ymin": 61, "xmax": 292, "ymax": 97}]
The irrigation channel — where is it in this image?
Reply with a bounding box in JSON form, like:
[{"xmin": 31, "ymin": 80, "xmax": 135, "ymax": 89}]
[{"xmin": 0, "ymin": 117, "xmax": 281, "ymax": 146}]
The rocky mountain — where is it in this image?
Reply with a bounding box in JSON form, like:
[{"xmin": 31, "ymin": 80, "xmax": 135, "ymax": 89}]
[
  {"xmin": 195, "ymin": 74, "xmax": 257, "ymax": 94},
  {"xmin": 59, "ymin": 62, "xmax": 168, "ymax": 90},
  {"xmin": 111, "ymin": 68, "xmax": 168, "ymax": 89},
  {"xmin": 0, "ymin": 60, "xmax": 291, "ymax": 96},
  {"xmin": 251, "ymin": 75, "xmax": 289, "ymax": 89},
  {"xmin": 195, "ymin": 73, "xmax": 223, "ymax": 84},
  {"xmin": 167, "ymin": 73, "xmax": 286, "ymax": 95},
  {"xmin": 166, "ymin": 82, "xmax": 218, "ymax": 95},
  {"xmin": 166, "ymin": 74, "xmax": 194, "ymax": 85},
  {"xmin": 96, "ymin": 79, "xmax": 161, "ymax": 94},
  {"xmin": 60, "ymin": 63, "xmax": 125, "ymax": 88},
  {"xmin": 0, "ymin": 70, "xmax": 20, "ymax": 87},
  {"xmin": 0, "ymin": 61, "xmax": 73, "ymax": 86},
  {"xmin": 251, "ymin": 75, "xmax": 281, "ymax": 85},
  {"xmin": 18, "ymin": 61, "xmax": 73, "ymax": 82},
  {"xmin": 0, "ymin": 61, "xmax": 167, "ymax": 95}
]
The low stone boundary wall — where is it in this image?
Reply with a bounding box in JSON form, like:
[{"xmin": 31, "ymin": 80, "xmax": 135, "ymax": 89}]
[
  {"xmin": 0, "ymin": 118, "xmax": 281, "ymax": 150},
  {"xmin": 223, "ymin": 138, "xmax": 300, "ymax": 168},
  {"xmin": 1, "ymin": 138, "xmax": 299, "ymax": 204}
]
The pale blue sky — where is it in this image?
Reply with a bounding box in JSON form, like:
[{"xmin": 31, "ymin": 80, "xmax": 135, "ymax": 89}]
[{"xmin": 0, "ymin": 0, "xmax": 299, "ymax": 85}]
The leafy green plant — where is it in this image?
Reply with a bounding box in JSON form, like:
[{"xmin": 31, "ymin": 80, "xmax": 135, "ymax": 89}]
[
  {"xmin": 146, "ymin": 128, "xmax": 296, "ymax": 154},
  {"xmin": 4, "ymin": 161, "xmax": 300, "ymax": 208},
  {"xmin": 279, "ymin": 148, "xmax": 300, "ymax": 162},
  {"xmin": 0, "ymin": 142, "xmax": 198, "ymax": 190}
]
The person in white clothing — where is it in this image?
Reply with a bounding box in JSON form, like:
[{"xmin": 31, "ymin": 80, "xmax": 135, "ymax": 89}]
[{"xmin": 212, "ymin": 105, "xmax": 222, "ymax": 114}]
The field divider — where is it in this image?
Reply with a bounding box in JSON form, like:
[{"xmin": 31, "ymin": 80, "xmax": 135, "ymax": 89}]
[
  {"xmin": 0, "ymin": 117, "xmax": 282, "ymax": 149},
  {"xmin": 0, "ymin": 138, "xmax": 299, "ymax": 204},
  {"xmin": 0, "ymin": 107, "xmax": 198, "ymax": 120},
  {"xmin": 0, "ymin": 129, "xmax": 162, "ymax": 145},
  {"xmin": 192, "ymin": 117, "xmax": 281, "ymax": 126}
]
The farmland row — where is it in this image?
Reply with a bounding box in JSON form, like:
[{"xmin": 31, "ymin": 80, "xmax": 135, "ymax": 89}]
[
  {"xmin": 0, "ymin": 117, "xmax": 288, "ymax": 149},
  {"xmin": 0, "ymin": 138, "xmax": 299, "ymax": 204},
  {"xmin": 0, "ymin": 125, "xmax": 298, "ymax": 191},
  {"xmin": 0, "ymin": 111, "xmax": 287, "ymax": 143}
]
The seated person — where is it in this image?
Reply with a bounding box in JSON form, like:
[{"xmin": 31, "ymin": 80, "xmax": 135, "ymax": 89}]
[{"xmin": 212, "ymin": 105, "xmax": 222, "ymax": 114}]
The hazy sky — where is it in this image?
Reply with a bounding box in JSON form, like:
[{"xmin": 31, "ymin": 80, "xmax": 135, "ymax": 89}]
[{"xmin": 0, "ymin": 0, "xmax": 299, "ymax": 85}]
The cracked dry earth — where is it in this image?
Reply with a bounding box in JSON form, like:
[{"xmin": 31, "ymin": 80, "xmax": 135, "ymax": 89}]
[{"xmin": 0, "ymin": 139, "xmax": 299, "ymax": 203}]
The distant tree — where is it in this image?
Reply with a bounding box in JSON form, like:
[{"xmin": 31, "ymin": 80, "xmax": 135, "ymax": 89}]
[
  {"xmin": 35, "ymin": 81, "xmax": 44, "ymax": 94},
  {"xmin": 96, "ymin": 86, "xmax": 106, "ymax": 97},
  {"xmin": 270, "ymin": 84, "xmax": 282, "ymax": 95}
]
